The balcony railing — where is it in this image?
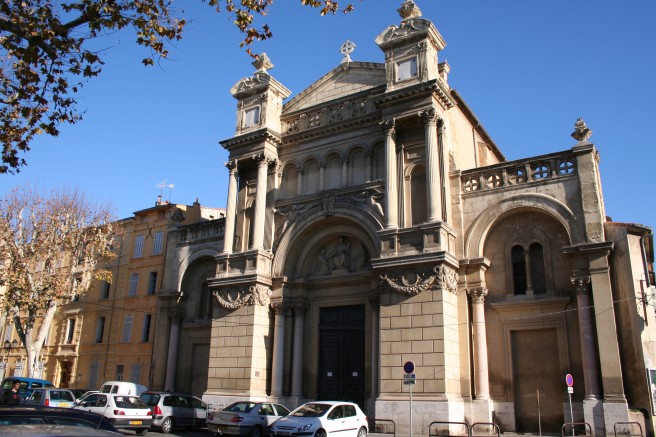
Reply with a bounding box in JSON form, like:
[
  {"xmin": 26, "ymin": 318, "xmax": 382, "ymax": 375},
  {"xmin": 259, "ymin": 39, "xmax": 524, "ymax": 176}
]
[
  {"xmin": 178, "ymin": 221, "xmax": 224, "ymax": 243},
  {"xmin": 460, "ymin": 151, "xmax": 577, "ymax": 194}
]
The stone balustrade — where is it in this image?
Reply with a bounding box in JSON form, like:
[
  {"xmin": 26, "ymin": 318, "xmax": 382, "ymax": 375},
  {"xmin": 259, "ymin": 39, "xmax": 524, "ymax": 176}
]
[
  {"xmin": 177, "ymin": 221, "xmax": 225, "ymax": 243},
  {"xmin": 283, "ymin": 97, "xmax": 372, "ymax": 135},
  {"xmin": 460, "ymin": 150, "xmax": 577, "ymax": 193}
]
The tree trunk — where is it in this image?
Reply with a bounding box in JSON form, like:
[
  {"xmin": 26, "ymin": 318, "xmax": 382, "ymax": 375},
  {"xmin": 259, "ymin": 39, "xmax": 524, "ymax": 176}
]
[{"xmin": 23, "ymin": 302, "xmax": 57, "ymax": 378}]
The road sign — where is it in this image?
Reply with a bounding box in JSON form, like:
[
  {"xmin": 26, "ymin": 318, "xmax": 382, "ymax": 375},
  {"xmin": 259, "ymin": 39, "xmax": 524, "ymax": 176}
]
[
  {"xmin": 567, "ymin": 387, "xmax": 574, "ymax": 394},
  {"xmin": 404, "ymin": 361, "xmax": 415, "ymax": 374},
  {"xmin": 566, "ymin": 374, "xmax": 574, "ymax": 387},
  {"xmin": 403, "ymin": 373, "xmax": 416, "ymax": 385}
]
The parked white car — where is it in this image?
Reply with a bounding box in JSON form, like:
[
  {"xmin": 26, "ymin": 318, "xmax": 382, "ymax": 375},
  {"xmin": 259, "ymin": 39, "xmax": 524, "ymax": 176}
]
[
  {"xmin": 207, "ymin": 401, "xmax": 290, "ymax": 437},
  {"xmin": 73, "ymin": 392, "xmax": 152, "ymax": 435},
  {"xmin": 270, "ymin": 401, "xmax": 367, "ymax": 437}
]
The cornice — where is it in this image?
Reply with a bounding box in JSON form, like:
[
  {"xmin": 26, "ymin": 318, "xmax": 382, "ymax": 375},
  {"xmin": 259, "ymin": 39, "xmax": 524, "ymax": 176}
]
[
  {"xmin": 376, "ymin": 79, "xmax": 455, "ymax": 109},
  {"xmin": 220, "ymin": 128, "xmax": 282, "ymax": 151}
]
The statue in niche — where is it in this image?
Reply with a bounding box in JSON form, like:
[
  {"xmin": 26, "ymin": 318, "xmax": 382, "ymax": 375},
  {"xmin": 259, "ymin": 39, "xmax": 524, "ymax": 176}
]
[
  {"xmin": 317, "ymin": 247, "xmax": 331, "ymax": 275},
  {"xmin": 350, "ymin": 243, "xmax": 367, "ymax": 272},
  {"xmin": 331, "ymin": 237, "xmax": 351, "ymax": 271}
]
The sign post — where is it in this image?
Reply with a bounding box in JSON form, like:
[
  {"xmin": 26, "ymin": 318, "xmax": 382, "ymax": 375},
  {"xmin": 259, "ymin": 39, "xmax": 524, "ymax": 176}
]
[
  {"xmin": 404, "ymin": 362, "xmax": 415, "ymax": 437},
  {"xmin": 566, "ymin": 374, "xmax": 574, "ymax": 437}
]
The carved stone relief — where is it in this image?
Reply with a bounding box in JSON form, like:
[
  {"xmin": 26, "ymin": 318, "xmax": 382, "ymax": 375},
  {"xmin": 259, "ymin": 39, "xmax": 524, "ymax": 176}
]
[
  {"xmin": 379, "ymin": 264, "xmax": 459, "ymax": 296},
  {"xmin": 212, "ymin": 285, "xmax": 272, "ymax": 310},
  {"xmin": 311, "ymin": 236, "xmax": 370, "ymax": 276}
]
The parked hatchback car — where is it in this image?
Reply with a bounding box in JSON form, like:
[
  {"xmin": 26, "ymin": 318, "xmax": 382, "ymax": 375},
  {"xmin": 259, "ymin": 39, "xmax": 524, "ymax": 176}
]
[
  {"xmin": 139, "ymin": 391, "xmax": 208, "ymax": 433},
  {"xmin": 26, "ymin": 388, "xmax": 76, "ymax": 408},
  {"xmin": 270, "ymin": 401, "xmax": 367, "ymax": 437},
  {"xmin": 73, "ymin": 392, "xmax": 152, "ymax": 435},
  {"xmin": 208, "ymin": 401, "xmax": 291, "ymax": 437}
]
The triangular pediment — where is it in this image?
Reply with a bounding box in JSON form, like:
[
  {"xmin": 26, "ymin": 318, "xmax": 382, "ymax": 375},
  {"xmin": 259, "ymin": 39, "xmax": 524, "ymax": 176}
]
[{"xmin": 283, "ymin": 62, "xmax": 386, "ymax": 114}]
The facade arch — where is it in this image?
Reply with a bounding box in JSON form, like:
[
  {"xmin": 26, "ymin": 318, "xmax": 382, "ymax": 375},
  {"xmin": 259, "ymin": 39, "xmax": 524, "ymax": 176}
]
[
  {"xmin": 272, "ymin": 205, "xmax": 382, "ymax": 278},
  {"xmin": 173, "ymin": 249, "xmax": 220, "ymax": 292},
  {"xmin": 348, "ymin": 147, "xmax": 367, "ymax": 186},
  {"xmin": 464, "ymin": 193, "xmax": 584, "ymax": 259}
]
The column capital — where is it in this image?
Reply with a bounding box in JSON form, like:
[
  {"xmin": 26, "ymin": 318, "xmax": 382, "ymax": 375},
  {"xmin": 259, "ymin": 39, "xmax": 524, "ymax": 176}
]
[
  {"xmin": 419, "ymin": 107, "xmax": 439, "ymax": 125},
  {"xmin": 167, "ymin": 310, "xmax": 185, "ymax": 323},
  {"xmin": 270, "ymin": 298, "xmax": 287, "ymax": 315},
  {"xmin": 380, "ymin": 118, "xmax": 396, "ymax": 136},
  {"xmin": 571, "ymin": 273, "xmax": 591, "ymax": 295},
  {"xmin": 467, "ymin": 287, "xmax": 489, "ymax": 303},
  {"xmin": 225, "ymin": 160, "xmax": 238, "ymax": 172},
  {"xmin": 253, "ymin": 152, "xmax": 276, "ymax": 167}
]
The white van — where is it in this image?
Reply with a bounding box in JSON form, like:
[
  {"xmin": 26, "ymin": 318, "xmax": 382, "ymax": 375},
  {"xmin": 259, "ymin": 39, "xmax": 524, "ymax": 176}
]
[{"xmin": 99, "ymin": 381, "xmax": 147, "ymax": 396}]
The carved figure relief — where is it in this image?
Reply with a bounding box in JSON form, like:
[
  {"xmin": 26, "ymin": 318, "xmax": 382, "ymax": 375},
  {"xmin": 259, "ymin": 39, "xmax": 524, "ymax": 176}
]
[{"xmin": 312, "ymin": 237, "xmax": 369, "ymax": 276}]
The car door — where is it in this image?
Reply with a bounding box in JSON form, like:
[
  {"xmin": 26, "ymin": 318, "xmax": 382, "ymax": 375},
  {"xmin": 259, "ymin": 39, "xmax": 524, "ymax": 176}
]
[
  {"xmin": 341, "ymin": 404, "xmax": 360, "ymax": 436},
  {"xmin": 258, "ymin": 403, "xmax": 280, "ymax": 428},
  {"xmin": 189, "ymin": 396, "xmax": 207, "ymax": 428},
  {"xmin": 175, "ymin": 395, "xmax": 193, "ymax": 428},
  {"xmin": 81, "ymin": 393, "xmax": 110, "ymax": 416},
  {"xmin": 325, "ymin": 405, "xmax": 349, "ymax": 436}
]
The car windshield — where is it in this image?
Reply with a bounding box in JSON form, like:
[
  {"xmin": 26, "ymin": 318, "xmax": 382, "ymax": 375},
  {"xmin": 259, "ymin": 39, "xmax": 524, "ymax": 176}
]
[
  {"xmin": 114, "ymin": 396, "xmax": 148, "ymax": 409},
  {"xmin": 291, "ymin": 403, "xmax": 331, "ymax": 417},
  {"xmin": 224, "ymin": 402, "xmax": 257, "ymax": 413}
]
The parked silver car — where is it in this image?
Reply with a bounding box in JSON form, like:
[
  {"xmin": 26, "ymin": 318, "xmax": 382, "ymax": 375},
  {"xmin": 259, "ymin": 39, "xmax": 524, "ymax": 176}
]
[
  {"xmin": 25, "ymin": 388, "xmax": 76, "ymax": 408},
  {"xmin": 139, "ymin": 391, "xmax": 207, "ymax": 433},
  {"xmin": 207, "ymin": 401, "xmax": 291, "ymax": 437}
]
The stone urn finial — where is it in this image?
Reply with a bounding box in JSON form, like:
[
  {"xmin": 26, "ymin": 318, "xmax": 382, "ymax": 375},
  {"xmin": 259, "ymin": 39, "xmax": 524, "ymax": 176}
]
[
  {"xmin": 252, "ymin": 52, "xmax": 274, "ymax": 73},
  {"xmin": 398, "ymin": 0, "xmax": 422, "ymax": 20},
  {"xmin": 571, "ymin": 118, "xmax": 593, "ymax": 143}
]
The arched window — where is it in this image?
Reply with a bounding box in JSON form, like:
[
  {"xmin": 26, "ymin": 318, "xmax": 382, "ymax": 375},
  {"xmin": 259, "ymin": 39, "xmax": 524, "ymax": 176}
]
[
  {"xmin": 371, "ymin": 143, "xmax": 385, "ymax": 181},
  {"xmin": 281, "ymin": 165, "xmax": 298, "ymax": 199},
  {"xmin": 410, "ymin": 164, "xmax": 427, "ymax": 226},
  {"xmin": 349, "ymin": 150, "xmax": 366, "ymax": 186},
  {"xmin": 325, "ymin": 155, "xmax": 342, "ymax": 190},
  {"xmin": 304, "ymin": 160, "xmax": 320, "ymax": 194},
  {"xmin": 511, "ymin": 245, "xmax": 527, "ymax": 295},
  {"xmin": 511, "ymin": 243, "xmax": 546, "ymax": 295}
]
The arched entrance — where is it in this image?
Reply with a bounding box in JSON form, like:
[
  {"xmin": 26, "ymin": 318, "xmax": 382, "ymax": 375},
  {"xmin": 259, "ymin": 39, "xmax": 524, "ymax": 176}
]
[{"xmin": 274, "ymin": 213, "xmax": 380, "ymax": 410}]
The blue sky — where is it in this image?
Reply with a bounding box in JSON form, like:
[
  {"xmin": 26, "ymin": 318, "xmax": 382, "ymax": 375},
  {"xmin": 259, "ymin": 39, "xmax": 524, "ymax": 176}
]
[{"xmin": 1, "ymin": 0, "xmax": 654, "ymax": 229}]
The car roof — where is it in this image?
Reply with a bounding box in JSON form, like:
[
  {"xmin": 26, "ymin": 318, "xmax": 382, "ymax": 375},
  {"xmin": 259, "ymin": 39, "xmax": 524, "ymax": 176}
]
[
  {"xmin": 141, "ymin": 391, "xmax": 201, "ymax": 398},
  {"xmin": 0, "ymin": 424, "xmax": 121, "ymax": 436},
  {"xmin": 0, "ymin": 405, "xmax": 118, "ymax": 431}
]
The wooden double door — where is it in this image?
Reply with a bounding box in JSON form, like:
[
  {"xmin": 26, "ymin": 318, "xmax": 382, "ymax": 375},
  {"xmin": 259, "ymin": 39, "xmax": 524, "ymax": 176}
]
[{"xmin": 317, "ymin": 305, "xmax": 365, "ymax": 407}]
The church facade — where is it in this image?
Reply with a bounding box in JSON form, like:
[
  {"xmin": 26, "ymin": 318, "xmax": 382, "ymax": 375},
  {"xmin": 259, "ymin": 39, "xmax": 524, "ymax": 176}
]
[{"xmin": 154, "ymin": 2, "xmax": 656, "ymax": 436}]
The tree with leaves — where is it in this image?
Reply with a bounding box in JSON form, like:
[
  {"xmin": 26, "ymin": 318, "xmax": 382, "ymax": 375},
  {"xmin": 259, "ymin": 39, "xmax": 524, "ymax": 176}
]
[
  {"xmin": 0, "ymin": 185, "xmax": 123, "ymax": 377},
  {"xmin": 0, "ymin": 0, "xmax": 353, "ymax": 174}
]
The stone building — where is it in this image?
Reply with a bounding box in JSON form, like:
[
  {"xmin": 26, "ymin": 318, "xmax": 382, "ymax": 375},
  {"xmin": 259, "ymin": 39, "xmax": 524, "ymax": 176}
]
[{"xmin": 154, "ymin": 1, "xmax": 655, "ymax": 436}]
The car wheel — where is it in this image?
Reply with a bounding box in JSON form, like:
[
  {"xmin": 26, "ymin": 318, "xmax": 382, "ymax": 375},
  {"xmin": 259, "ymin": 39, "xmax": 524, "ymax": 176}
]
[
  {"xmin": 161, "ymin": 416, "xmax": 174, "ymax": 433},
  {"xmin": 315, "ymin": 429, "xmax": 327, "ymax": 437},
  {"xmin": 136, "ymin": 429, "xmax": 148, "ymax": 436},
  {"xmin": 250, "ymin": 425, "xmax": 264, "ymax": 437},
  {"xmin": 357, "ymin": 427, "xmax": 367, "ymax": 437}
]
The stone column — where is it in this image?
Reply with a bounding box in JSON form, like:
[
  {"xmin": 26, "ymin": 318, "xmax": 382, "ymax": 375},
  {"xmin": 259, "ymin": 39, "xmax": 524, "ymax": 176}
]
[
  {"xmin": 382, "ymin": 118, "xmax": 398, "ymax": 229},
  {"xmin": 251, "ymin": 153, "xmax": 271, "ymax": 250},
  {"xmin": 223, "ymin": 161, "xmax": 238, "ymax": 254},
  {"xmin": 271, "ymin": 302, "xmax": 286, "ymax": 398},
  {"xmin": 164, "ymin": 311, "xmax": 183, "ymax": 391},
  {"xmin": 420, "ymin": 108, "xmax": 442, "ymax": 223},
  {"xmin": 571, "ymin": 273, "xmax": 601, "ymax": 399},
  {"xmin": 290, "ymin": 303, "xmax": 307, "ymax": 399},
  {"xmin": 524, "ymin": 249, "xmax": 534, "ymax": 294},
  {"xmin": 467, "ymin": 288, "xmax": 490, "ymax": 400}
]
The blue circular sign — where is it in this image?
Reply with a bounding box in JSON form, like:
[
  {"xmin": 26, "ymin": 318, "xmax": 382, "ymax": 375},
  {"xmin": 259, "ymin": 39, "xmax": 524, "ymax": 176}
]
[
  {"xmin": 566, "ymin": 374, "xmax": 574, "ymax": 387},
  {"xmin": 404, "ymin": 361, "xmax": 415, "ymax": 374}
]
